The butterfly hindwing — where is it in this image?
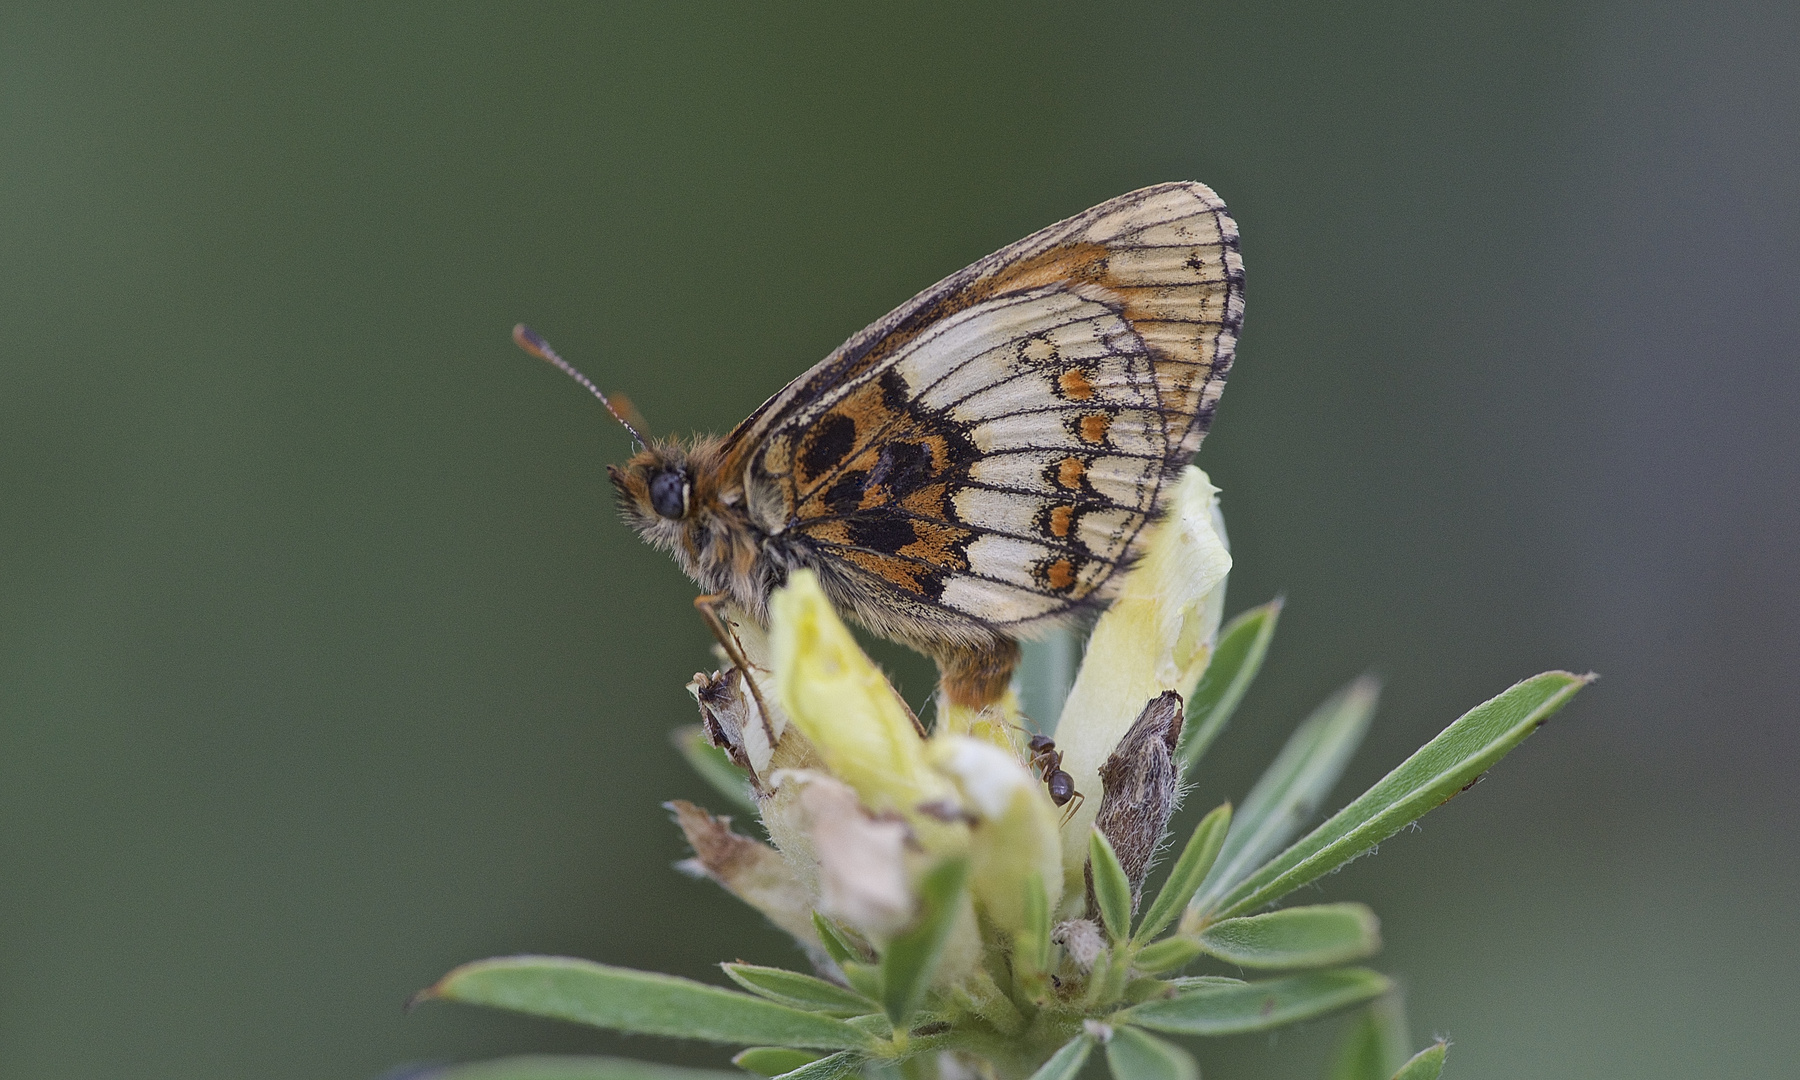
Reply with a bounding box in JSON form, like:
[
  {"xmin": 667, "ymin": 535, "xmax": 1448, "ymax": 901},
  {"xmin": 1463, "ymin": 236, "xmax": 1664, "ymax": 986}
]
[{"xmin": 730, "ymin": 182, "xmax": 1242, "ymax": 638}]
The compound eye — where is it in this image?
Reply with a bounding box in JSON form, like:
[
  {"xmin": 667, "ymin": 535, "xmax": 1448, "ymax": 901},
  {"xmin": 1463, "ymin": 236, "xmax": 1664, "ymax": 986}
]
[{"xmin": 649, "ymin": 470, "xmax": 689, "ymax": 519}]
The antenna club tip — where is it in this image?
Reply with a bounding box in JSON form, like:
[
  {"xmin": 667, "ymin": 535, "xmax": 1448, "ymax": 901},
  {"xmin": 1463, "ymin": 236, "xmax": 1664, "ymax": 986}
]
[{"xmin": 512, "ymin": 323, "xmax": 551, "ymax": 360}]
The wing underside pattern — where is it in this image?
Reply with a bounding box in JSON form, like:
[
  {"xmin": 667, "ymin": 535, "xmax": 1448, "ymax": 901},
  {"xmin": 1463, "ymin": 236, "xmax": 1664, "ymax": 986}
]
[{"xmin": 734, "ymin": 182, "xmax": 1243, "ymax": 635}]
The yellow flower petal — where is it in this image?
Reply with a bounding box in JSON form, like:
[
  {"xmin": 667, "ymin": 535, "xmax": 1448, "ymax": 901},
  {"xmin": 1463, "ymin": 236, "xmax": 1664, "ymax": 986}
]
[{"xmin": 769, "ymin": 570, "xmax": 954, "ymax": 816}]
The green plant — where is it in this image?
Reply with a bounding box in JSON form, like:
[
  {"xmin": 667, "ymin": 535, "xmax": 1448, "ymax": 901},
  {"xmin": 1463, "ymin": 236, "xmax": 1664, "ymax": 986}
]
[{"xmin": 409, "ymin": 467, "xmax": 1589, "ymax": 1080}]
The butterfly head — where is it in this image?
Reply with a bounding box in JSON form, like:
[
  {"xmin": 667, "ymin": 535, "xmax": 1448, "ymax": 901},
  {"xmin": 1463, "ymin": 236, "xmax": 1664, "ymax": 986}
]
[
  {"xmin": 606, "ymin": 436, "xmax": 754, "ymax": 598},
  {"xmin": 609, "ymin": 441, "xmax": 696, "ymax": 532}
]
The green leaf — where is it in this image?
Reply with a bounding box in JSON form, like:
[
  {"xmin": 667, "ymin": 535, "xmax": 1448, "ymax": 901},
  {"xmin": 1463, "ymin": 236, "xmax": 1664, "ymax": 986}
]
[
  {"xmin": 1390, "ymin": 1042, "xmax": 1448, "ymax": 1080},
  {"xmin": 732, "ymin": 1049, "xmax": 823, "ymax": 1078},
  {"xmin": 672, "ymin": 726, "xmax": 757, "ymax": 813},
  {"xmin": 1088, "ymin": 829, "xmax": 1132, "ymax": 941},
  {"xmin": 1131, "ymin": 936, "xmax": 1203, "ymax": 974},
  {"xmin": 1165, "ymin": 975, "xmax": 1244, "ymax": 991},
  {"xmin": 1027, "ymin": 1034, "xmax": 1095, "ymax": 1080},
  {"xmin": 418, "ymin": 956, "xmax": 874, "ymax": 1050},
  {"xmin": 878, "ymin": 857, "xmax": 969, "ymax": 1028},
  {"xmin": 1328, "ymin": 996, "xmax": 1412, "ymax": 1080},
  {"xmin": 1118, "ymin": 968, "xmax": 1392, "ymax": 1035},
  {"xmin": 810, "ymin": 914, "xmax": 868, "ymax": 967},
  {"xmin": 720, "ymin": 964, "xmax": 879, "ymax": 1017},
  {"xmin": 1134, "ymin": 803, "xmax": 1231, "ymax": 944},
  {"xmin": 1213, "ymin": 671, "xmax": 1593, "ymax": 919},
  {"xmin": 1189, "ymin": 677, "xmax": 1378, "ymax": 916},
  {"xmin": 761, "ymin": 1052, "xmax": 865, "ymax": 1080},
  {"xmin": 1179, "ymin": 598, "xmax": 1282, "ymax": 771},
  {"xmin": 1104, "ymin": 1026, "xmax": 1199, "ymax": 1080},
  {"xmin": 1197, "ymin": 903, "xmax": 1380, "ymax": 970},
  {"xmin": 418, "ymin": 1056, "xmax": 745, "ymax": 1080}
]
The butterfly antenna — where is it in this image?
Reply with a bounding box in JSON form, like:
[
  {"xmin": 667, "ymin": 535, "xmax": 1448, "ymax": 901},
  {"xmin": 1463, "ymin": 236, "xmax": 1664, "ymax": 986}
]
[{"xmin": 512, "ymin": 323, "xmax": 646, "ymax": 449}]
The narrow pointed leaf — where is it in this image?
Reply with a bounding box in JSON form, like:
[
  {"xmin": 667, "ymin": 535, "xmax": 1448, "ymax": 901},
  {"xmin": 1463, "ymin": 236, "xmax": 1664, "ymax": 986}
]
[
  {"xmin": 721, "ymin": 964, "xmax": 879, "ymax": 1016},
  {"xmin": 1197, "ymin": 903, "xmax": 1380, "ymax": 970},
  {"xmin": 1165, "ymin": 975, "xmax": 1244, "ymax": 992},
  {"xmin": 673, "ymin": 727, "xmax": 756, "ymax": 813},
  {"xmin": 878, "ymin": 857, "xmax": 969, "ymax": 1027},
  {"xmin": 1131, "ymin": 935, "xmax": 1203, "ymax": 974},
  {"xmin": 1391, "ymin": 1042, "xmax": 1447, "ymax": 1080},
  {"xmin": 418, "ymin": 1056, "xmax": 745, "ymax": 1080},
  {"xmin": 1105, "ymin": 1027, "xmax": 1199, "ymax": 1080},
  {"xmin": 1135, "ymin": 803, "xmax": 1231, "ymax": 944},
  {"xmin": 1215, "ymin": 671, "xmax": 1592, "ymax": 919},
  {"xmin": 1027, "ymin": 1034, "xmax": 1095, "ymax": 1080},
  {"xmin": 1178, "ymin": 598, "xmax": 1282, "ymax": 770},
  {"xmin": 419, "ymin": 956, "xmax": 874, "ymax": 1050},
  {"xmin": 733, "ymin": 1049, "xmax": 823, "ymax": 1078},
  {"xmin": 1119, "ymin": 968, "xmax": 1391, "ymax": 1035},
  {"xmin": 1189, "ymin": 677, "xmax": 1378, "ymax": 916},
  {"xmin": 763, "ymin": 1052, "xmax": 864, "ymax": 1080},
  {"xmin": 1089, "ymin": 829, "xmax": 1132, "ymax": 941},
  {"xmin": 811, "ymin": 914, "xmax": 866, "ymax": 967},
  {"xmin": 1328, "ymin": 997, "xmax": 1412, "ymax": 1080}
]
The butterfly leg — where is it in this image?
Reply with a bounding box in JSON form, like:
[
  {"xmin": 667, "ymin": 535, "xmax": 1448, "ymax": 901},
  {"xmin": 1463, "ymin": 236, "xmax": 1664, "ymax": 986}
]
[{"xmin": 934, "ymin": 637, "xmax": 1022, "ymax": 709}]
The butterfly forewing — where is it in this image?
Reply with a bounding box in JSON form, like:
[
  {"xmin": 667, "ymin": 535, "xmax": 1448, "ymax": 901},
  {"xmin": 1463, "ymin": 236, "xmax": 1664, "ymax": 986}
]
[{"xmin": 730, "ymin": 182, "xmax": 1242, "ymax": 639}]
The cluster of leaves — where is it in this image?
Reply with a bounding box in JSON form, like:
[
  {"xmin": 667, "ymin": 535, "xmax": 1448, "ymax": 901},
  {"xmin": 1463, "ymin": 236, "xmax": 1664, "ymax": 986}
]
[{"xmin": 410, "ymin": 602, "xmax": 1588, "ymax": 1080}]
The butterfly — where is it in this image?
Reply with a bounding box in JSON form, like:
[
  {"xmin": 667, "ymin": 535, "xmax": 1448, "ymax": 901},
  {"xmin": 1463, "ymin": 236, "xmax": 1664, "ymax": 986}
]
[{"xmin": 516, "ymin": 182, "xmax": 1243, "ymax": 710}]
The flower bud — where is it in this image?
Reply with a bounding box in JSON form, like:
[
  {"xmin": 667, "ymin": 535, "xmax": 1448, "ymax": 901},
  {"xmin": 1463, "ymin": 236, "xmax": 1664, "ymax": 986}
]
[{"xmin": 769, "ymin": 571, "xmax": 955, "ymax": 818}]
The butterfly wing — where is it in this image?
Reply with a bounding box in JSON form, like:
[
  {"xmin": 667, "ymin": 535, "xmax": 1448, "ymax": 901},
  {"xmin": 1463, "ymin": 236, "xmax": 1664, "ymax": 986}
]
[{"xmin": 728, "ymin": 182, "xmax": 1243, "ymax": 643}]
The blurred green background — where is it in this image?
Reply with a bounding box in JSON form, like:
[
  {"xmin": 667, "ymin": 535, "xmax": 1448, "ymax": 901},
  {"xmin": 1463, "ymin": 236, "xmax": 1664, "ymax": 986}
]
[{"xmin": 3, "ymin": 3, "xmax": 1796, "ymax": 1077}]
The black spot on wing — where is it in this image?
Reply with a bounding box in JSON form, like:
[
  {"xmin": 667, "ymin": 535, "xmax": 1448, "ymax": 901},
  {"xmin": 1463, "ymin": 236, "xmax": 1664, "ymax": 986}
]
[
  {"xmin": 824, "ymin": 471, "xmax": 868, "ymax": 514},
  {"xmin": 846, "ymin": 512, "xmax": 919, "ymax": 554},
  {"xmin": 800, "ymin": 413, "xmax": 858, "ymax": 480},
  {"xmin": 879, "ymin": 367, "xmax": 912, "ymax": 411},
  {"xmin": 867, "ymin": 441, "xmax": 934, "ymax": 496}
]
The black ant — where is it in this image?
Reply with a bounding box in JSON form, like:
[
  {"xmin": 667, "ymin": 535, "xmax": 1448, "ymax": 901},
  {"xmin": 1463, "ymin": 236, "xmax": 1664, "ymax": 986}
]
[{"xmin": 1026, "ymin": 734, "xmax": 1084, "ymax": 816}]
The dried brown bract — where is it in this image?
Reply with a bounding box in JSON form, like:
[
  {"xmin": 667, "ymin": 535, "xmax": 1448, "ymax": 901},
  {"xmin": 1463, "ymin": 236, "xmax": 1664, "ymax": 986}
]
[{"xmin": 1091, "ymin": 690, "xmax": 1185, "ymax": 911}]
